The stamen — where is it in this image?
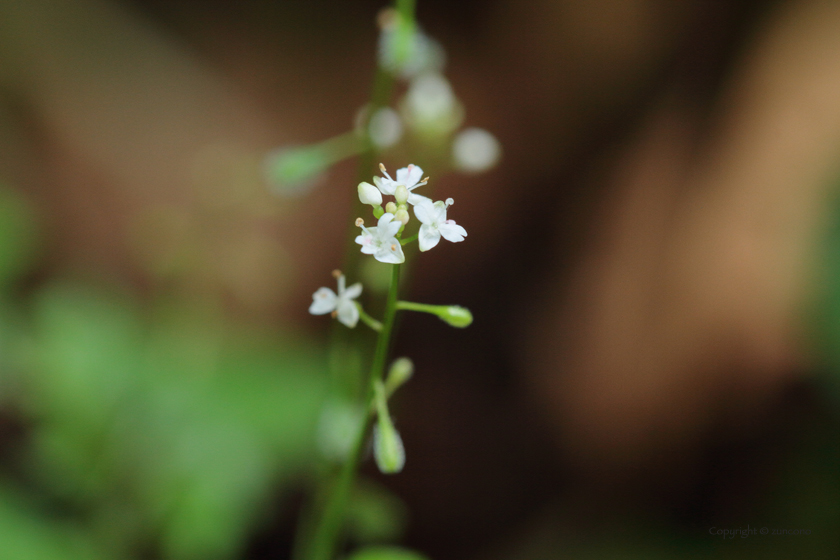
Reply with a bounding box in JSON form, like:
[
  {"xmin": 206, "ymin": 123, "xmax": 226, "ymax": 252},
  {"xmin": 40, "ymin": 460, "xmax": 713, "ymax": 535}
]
[
  {"xmin": 421, "ymin": 177, "xmax": 429, "ymax": 183},
  {"xmin": 331, "ymin": 310, "xmax": 338, "ymax": 318},
  {"xmin": 355, "ymin": 217, "xmax": 365, "ymax": 227},
  {"xmin": 331, "ymin": 269, "xmax": 342, "ymax": 279},
  {"xmin": 390, "ymin": 244, "xmax": 397, "ymax": 251},
  {"xmin": 379, "ymin": 163, "xmax": 394, "ymax": 181}
]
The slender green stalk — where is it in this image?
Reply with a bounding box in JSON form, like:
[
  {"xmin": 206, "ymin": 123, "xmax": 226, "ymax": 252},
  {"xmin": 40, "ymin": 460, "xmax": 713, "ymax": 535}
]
[
  {"xmin": 356, "ymin": 303, "xmax": 383, "ymax": 332},
  {"xmin": 301, "ymin": 1, "xmax": 418, "ymax": 558},
  {"xmin": 304, "ymin": 264, "xmax": 401, "ymax": 560},
  {"xmin": 399, "ymin": 233, "xmax": 418, "ymax": 245},
  {"xmin": 395, "ymin": 300, "xmax": 440, "ymax": 313}
]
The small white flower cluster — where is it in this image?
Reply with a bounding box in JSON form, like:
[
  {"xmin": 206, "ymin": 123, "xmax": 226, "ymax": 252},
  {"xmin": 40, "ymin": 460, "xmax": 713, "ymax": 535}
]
[
  {"xmin": 356, "ymin": 163, "xmax": 467, "ymax": 262},
  {"xmin": 310, "ymin": 163, "xmax": 467, "ymax": 328}
]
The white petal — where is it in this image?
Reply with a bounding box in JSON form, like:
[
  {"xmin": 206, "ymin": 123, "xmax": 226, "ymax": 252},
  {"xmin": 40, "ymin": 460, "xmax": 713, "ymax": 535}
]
[
  {"xmin": 438, "ymin": 222, "xmax": 467, "ymax": 243},
  {"xmin": 432, "ymin": 201, "xmax": 448, "ymax": 223},
  {"xmin": 343, "ymin": 282, "xmax": 363, "ymax": 300},
  {"xmin": 407, "ymin": 192, "xmax": 431, "ymax": 207},
  {"xmin": 374, "ymin": 241, "xmax": 405, "ymax": 264},
  {"xmin": 336, "ymin": 300, "xmax": 359, "ymax": 328},
  {"xmin": 403, "ymin": 164, "xmax": 424, "ymax": 187},
  {"xmin": 413, "ymin": 199, "xmax": 435, "ymax": 224},
  {"xmin": 418, "ymin": 224, "xmax": 441, "ymax": 251},
  {"xmin": 355, "ymin": 233, "xmax": 376, "ymax": 254},
  {"xmin": 385, "ymin": 219, "xmax": 402, "ymax": 237},
  {"xmin": 309, "ymin": 288, "xmax": 337, "ymax": 314},
  {"xmin": 374, "ymin": 176, "xmax": 396, "ymax": 195},
  {"xmin": 337, "ymin": 274, "xmax": 346, "ymax": 294},
  {"xmin": 378, "ymin": 213, "xmax": 396, "ymax": 229}
]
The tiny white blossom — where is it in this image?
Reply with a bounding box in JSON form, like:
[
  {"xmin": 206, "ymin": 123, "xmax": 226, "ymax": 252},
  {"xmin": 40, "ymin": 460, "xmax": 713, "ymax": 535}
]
[
  {"xmin": 452, "ymin": 127, "xmax": 501, "ymax": 173},
  {"xmin": 368, "ymin": 107, "xmax": 403, "ymax": 149},
  {"xmin": 413, "ymin": 198, "xmax": 467, "ymax": 252},
  {"xmin": 309, "ymin": 273, "xmax": 363, "ymax": 328},
  {"xmin": 373, "ymin": 163, "xmax": 430, "ymax": 206},
  {"xmin": 355, "ymin": 213, "xmax": 405, "ymax": 264}
]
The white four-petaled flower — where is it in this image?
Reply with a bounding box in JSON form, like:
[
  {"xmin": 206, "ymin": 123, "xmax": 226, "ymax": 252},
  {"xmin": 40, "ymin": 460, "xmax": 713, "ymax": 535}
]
[
  {"xmin": 309, "ymin": 273, "xmax": 363, "ymax": 328},
  {"xmin": 414, "ymin": 198, "xmax": 467, "ymax": 251},
  {"xmin": 373, "ymin": 164, "xmax": 430, "ymax": 206},
  {"xmin": 355, "ymin": 213, "xmax": 405, "ymax": 264}
]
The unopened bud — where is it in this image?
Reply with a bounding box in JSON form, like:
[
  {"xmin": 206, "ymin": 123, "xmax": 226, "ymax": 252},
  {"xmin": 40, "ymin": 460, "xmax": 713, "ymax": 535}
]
[
  {"xmin": 438, "ymin": 305, "xmax": 473, "ymax": 328},
  {"xmin": 373, "ymin": 422, "xmax": 405, "ymax": 474},
  {"xmin": 385, "ymin": 357, "xmax": 414, "ymax": 396},
  {"xmin": 394, "ymin": 184, "xmax": 409, "ymax": 205},
  {"xmin": 358, "ymin": 181, "xmax": 383, "ymax": 206},
  {"xmin": 373, "ymin": 381, "xmax": 405, "ymax": 474},
  {"xmin": 385, "ymin": 202, "xmax": 397, "ymax": 214},
  {"xmin": 394, "ymin": 208, "xmax": 410, "ymax": 225}
]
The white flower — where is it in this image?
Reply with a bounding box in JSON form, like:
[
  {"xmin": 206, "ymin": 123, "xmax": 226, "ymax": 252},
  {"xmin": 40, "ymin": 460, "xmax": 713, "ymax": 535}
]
[
  {"xmin": 355, "ymin": 213, "xmax": 405, "ymax": 264},
  {"xmin": 414, "ymin": 198, "xmax": 467, "ymax": 251},
  {"xmin": 400, "ymin": 73, "xmax": 463, "ymax": 138},
  {"xmin": 368, "ymin": 107, "xmax": 403, "ymax": 149},
  {"xmin": 373, "ymin": 163, "xmax": 430, "ymax": 205},
  {"xmin": 309, "ymin": 273, "xmax": 363, "ymax": 328},
  {"xmin": 452, "ymin": 127, "xmax": 501, "ymax": 173}
]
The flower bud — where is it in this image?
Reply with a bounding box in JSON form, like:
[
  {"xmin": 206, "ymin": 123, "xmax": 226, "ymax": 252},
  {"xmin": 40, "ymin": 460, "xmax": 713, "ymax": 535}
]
[
  {"xmin": 385, "ymin": 201, "xmax": 397, "ymax": 214},
  {"xmin": 358, "ymin": 182, "xmax": 383, "ymax": 206},
  {"xmin": 373, "ymin": 381, "xmax": 405, "ymax": 474},
  {"xmin": 385, "ymin": 357, "xmax": 414, "ymax": 396},
  {"xmin": 437, "ymin": 305, "xmax": 473, "ymax": 328},
  {"xmin": 394, "ymin": 184, "xmax": 409, "ymax": 205},
  {"xmin": 394, "ymin": 208, "xmax": 410, "ymax": 225},
  {"xmin": 373, "ymin": 422, "xmax": 405, "ymax": 474}
]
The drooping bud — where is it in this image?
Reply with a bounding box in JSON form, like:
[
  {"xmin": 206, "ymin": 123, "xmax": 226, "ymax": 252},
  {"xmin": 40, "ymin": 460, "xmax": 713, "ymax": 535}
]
[
  {"xmin": 394, "ymin": 208, "xmax": 410, "ymax": 225},
  {"xmin": 394, "ymin": 184, "xmax": 409, "ymax": 205},
  {"xmin": 437, "ymin": 305, "xmax": 473, "ymax": 328},
  {"xmin": 358, "ymin": 182, "xmax": 383, "ymax": 206},
  {"xmin": 385, "ymin": 201, "xmax": 397, "ymax": 214},
  {"xmin": 385, "ymin": 357, "xmax": 414, "ymax": 397},
  {"xmin": 373, "ymin": 381, "xmax": 405, "ymax": 474},
  {"xmin": 373, "ymin": 422, "xmax": 405, "ymax": 475}
]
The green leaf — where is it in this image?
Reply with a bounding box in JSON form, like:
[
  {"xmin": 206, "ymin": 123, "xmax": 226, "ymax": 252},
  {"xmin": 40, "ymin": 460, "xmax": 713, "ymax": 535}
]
[{"xmin": 346, "ymin": 545, "xmax": 431, "ymax": 560}]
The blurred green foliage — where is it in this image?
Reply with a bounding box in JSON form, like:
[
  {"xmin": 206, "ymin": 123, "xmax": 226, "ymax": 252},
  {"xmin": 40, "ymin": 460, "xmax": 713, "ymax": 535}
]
[
  {"xmin": 0, "ymin": 184, "xmax": 335, "ymax": 559},
  {"xmin": 345, "ymin": 545, "xmax": 430, "ymax": 560}
]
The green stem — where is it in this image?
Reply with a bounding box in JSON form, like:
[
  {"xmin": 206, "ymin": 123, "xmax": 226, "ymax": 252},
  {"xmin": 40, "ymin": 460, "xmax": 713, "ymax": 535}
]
[
  {"xmin": 395, "ymin": 300, "xmax": 440, "ymax": 313},
  {"xmin": 399, "ymin": 233, "xmax": 418, "ymax": 245},
  {"xmin": 304, "ymin": 264, "xmax": 401, "ymax": 560},
  {"xmin": 356, "ymin": 302, "xmax": 383, "ymax": 332}
]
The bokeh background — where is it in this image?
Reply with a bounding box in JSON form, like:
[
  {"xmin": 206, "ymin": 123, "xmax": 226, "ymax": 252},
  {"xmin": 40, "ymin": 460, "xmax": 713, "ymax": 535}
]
[{"xmin": 1, "ymin": 0, "xmax": 838, "ymax": 559}]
